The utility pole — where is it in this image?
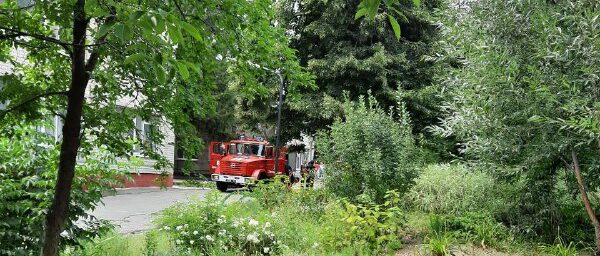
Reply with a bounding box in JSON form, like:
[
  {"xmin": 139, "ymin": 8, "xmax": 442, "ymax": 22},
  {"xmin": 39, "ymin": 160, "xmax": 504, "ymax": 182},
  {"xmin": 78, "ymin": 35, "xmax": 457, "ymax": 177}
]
[{"xmin": 273, "ymin": 70, "xmax": 285, "ymax": 175}]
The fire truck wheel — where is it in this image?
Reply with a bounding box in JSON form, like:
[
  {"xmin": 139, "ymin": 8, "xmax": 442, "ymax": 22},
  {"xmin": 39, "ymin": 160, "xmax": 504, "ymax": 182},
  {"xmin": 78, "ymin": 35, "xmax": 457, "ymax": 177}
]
[{"xmin": 216, "ymin": 181, "xmax": 229, "ymax": 192}]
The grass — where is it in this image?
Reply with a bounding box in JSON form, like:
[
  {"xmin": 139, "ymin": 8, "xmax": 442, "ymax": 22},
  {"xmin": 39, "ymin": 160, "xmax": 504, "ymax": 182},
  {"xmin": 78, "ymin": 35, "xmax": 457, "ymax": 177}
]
[
  {"xmin": 64, "ymin": 232, "xmax": 171, "ymax": 256},
  {"xmin": 66, "ymin": 185, "xmax": 595, "ymax": 256}
]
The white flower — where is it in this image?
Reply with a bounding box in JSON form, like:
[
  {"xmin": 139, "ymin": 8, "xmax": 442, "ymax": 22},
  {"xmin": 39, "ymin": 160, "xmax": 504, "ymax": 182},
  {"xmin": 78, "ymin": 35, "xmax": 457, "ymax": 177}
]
[
  {"xmin": 176, "ymin": 225, "xmax": 183, "ymax": 231},
  {"xmin": 163, "ymin": 226, "xmax": 171, "ymax": 230},
  {"xmin": 205, "ymin": 235, "xmax": 214, "ymax": 242},
  {"xmin": 218, "ymin": 229, "xmax": 227, "ymax": 236},
  {"xmin": 263, "ymin": 247, "xmax": 270, "ymax": 254},
  {"xmin": 249, "ymin": 219, "xmax": 259, "ymax": 226},
  {"xmin": 246, "ymin": 234, "xmax": 260, "ymax": 244},
  {"xmin": 184, "ymin": 224, "xmax": 189, "ymax": 228},
  {"xmin": 264, "ymin": 222, "xmax": 271, "ymax": 228},
  {"xmin": 312, "ymin": 242, "xmax": 319, "ymax": 248},
  {"xmin": 232, "ymin": 220, "xmax": 240, "ymax": 228},
  {"xmin": 176, "ymin": 239, "xmax": 182, "ymax": 245},
  {"xmin": 190, "ymin": 240, "xmax": 195, "ymax": 245},
  {"xmin": 181, "ymin": 231, "xmax": 188, "ymax": 236},
  {"xmin": 217, "ymin": 218, "xmax": 225, "ymax": 224},
  {"xmin": 193, "ymin": 230, "xmax": 199, "ymax": 235}
]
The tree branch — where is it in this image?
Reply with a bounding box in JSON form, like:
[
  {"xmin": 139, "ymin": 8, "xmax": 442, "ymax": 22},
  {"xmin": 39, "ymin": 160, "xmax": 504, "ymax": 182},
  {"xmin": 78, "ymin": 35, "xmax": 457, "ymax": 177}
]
[
  {"xmin": 85, "ymin": 15, "xmax": 116, "ymax": 72},
  {"xmin": 0, "ymin": 91, "xmax": 69, "ymax": 120},
  {"xmin": 0, "ymin": 26, "xmax": 73, "ymax": 54}
]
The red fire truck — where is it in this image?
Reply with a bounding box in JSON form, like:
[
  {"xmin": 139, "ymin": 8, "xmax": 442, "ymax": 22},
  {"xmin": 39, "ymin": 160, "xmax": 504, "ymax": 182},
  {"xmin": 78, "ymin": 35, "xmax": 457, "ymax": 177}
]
[{"xmin": 209, "ymin": 138, "xmax": 286, "ymax": 192}]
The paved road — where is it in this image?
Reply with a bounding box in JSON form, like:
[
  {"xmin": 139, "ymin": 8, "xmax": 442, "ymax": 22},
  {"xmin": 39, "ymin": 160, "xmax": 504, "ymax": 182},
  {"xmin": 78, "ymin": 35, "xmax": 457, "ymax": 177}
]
[{"xmin": 92, "ymin": 187, "xmax": 213, "ymax": 234}]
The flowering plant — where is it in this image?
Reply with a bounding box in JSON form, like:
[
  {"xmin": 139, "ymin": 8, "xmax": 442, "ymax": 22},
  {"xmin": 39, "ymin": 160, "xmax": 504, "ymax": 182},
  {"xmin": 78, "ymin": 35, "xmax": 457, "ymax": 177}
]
[{"xmin": 157, "ymin": 193, "xmax": 282, "ymax": 255}]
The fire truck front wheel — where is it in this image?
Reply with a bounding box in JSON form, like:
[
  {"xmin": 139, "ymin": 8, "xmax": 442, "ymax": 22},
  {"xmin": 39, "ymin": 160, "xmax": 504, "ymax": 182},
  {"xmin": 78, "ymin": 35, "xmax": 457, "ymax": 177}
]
[{"xmin": 216, "ymin": 181, "xmax": 229, "ymax": 192}]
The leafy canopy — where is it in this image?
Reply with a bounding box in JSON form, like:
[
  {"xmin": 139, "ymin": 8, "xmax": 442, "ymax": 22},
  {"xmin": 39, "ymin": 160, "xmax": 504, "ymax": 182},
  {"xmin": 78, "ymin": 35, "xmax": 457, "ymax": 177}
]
[{"xmin": 0, "ymin": 0, "xmax": 311, "ymax": 162}]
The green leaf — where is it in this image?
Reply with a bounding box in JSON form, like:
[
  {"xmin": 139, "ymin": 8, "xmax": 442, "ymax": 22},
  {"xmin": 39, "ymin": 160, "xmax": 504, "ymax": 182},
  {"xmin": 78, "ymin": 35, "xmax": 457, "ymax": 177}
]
[
  {"xmin": 129, "ymin": 10, "xmax": 145, "ymax": 21},
  {"xmin": 528, "ymin": 115, "xmax": 544, "ymax": 122},
  {"xmin": 123, "ymin": 53, "xmax": 146, "ymax": 65},
  {"xmin": 156, "ymin": 65, "xmax": 166, "ymax": 84},
  {"xmin": 184, "ymin": 61, "xmax": 202, "ymax": 76},
  {"xmin": 113, "ymin": 23, "xmax": 133, "ymax": 41},
  {"xmin": 139, "ymin": 15, "xmax": 154, "ymax": 32},
  {"xmin": 167, "ymin": 25, "xmax": 184, "ymax": 43},
  {"xmin": 96, "ymin": 20, "xmax": 116, "ymax": 39},
  {"xmin": 180, "ymin": 21, "xmax": 202, "ymax": 41},
  {"xmin": 388, "ymin": 15, "xmax": 401, "ymax": 40},
  {"xmin": 355, "ymin": 8, "xmax": 369, "ymax": 20},
  {"xmin": 412, "ymin": 0, "xmax": 421, "ymax": 7},
  {"xmin": 177, "ymin": 61, "xmax": 190, "ymax": 79}
]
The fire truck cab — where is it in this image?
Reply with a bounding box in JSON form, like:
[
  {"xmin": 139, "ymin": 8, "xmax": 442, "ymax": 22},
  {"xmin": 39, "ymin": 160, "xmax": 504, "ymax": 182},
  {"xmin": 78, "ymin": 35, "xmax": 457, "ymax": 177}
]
[{"xmin": 209, "ymin": 138, "xmax": 286, "ymax": 192}]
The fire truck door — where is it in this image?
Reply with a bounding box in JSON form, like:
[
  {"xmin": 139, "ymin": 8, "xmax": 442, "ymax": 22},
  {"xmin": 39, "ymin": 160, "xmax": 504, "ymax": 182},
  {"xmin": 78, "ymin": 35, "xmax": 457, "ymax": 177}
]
[{"xmin": 209, "ymin": 142, "xmax": 227, "ymax": 173}]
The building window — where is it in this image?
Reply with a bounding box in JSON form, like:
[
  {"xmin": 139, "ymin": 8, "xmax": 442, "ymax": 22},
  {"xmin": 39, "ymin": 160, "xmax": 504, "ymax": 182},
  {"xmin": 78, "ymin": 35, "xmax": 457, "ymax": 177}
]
[
  {"xmin": 0, "ymin": 80, "xmax": 7, "ymax": 110},
  {"xmin": 132, "ymin": 116, "xmax": 158, "ymax": 154},
  {"xmin": 36, "ymin": 115, "xmax": 63, "ymax": 143}
]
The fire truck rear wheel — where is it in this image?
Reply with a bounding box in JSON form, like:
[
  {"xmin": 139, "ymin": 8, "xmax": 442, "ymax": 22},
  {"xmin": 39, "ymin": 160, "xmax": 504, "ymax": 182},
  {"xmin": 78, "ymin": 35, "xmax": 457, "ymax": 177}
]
[{"xmin": 216, "ymin": 181, "xmax": 229, "ymax": 192}]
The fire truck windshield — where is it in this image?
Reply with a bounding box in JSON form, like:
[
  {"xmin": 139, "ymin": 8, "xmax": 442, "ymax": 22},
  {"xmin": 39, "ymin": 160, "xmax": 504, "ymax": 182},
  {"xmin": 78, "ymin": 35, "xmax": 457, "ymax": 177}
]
[{"xmin": 228, "ymin": 143, "xmax": 264, "ymax": 157}]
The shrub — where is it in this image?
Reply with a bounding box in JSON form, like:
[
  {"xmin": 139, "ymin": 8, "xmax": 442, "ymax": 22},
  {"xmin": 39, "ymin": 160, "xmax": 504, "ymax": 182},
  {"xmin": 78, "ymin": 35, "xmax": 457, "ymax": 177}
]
[
  {"xmin": 405, "ymin": 164, "xmax": 516, "ymax": 217},
  {"xmin": 248, "ymin": 177, "xmax": 289, "ymax": 210},
  {"xmin": 156, "ymin": 192, "xmax": 282, "ymax": 255},
  {"xmin": 442, "ymin": 213, "xmax": 510, "ymax": 248},
  {"xmin": 317, "ymin": 95, "xmax": 419, "ymax": 203},
  {"xmin": 320, "ymin": 190, "xmax": 405, "ymax": 254},
  {"xmin": 0, "ymin": 127, "xmax": 127, "ymax": 255}
]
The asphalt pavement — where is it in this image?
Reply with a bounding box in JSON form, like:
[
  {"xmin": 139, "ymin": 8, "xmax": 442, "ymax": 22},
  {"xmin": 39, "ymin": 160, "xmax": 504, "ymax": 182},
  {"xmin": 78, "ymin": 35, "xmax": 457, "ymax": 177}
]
[{"xmin": 92, "ymin": 187, "xmax": 214, "ymax": 234}]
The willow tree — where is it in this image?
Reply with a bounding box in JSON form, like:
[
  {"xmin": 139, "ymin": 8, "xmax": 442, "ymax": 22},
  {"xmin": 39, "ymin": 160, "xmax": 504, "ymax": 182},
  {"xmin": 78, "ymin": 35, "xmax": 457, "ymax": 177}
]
[
  {"xmin": 436, "ymin": 0, "xmax": 600, "ymax": 248},
  {"xmin": 0, "ymin": 0, "xmax": 309, "ymax": 255}
]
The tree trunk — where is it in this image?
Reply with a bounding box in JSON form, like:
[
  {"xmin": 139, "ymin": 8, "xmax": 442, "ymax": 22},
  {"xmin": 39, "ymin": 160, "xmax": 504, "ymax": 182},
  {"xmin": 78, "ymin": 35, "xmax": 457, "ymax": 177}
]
[
  {"xmin": 41, "ymin": 1, "xmax": 89, "ymax": 255},
  {"xmin": 571, "ymin": 150, "xmax": 600, "ymax": 252}
]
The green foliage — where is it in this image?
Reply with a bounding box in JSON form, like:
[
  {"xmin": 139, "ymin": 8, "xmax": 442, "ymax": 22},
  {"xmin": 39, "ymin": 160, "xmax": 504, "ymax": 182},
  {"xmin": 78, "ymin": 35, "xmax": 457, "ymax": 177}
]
[
  {"xmin": 144, "ymin": 230, "xmax": 159, "ymax": 256},
  {"xmin": 424, "ymin": 232, "xmax": 453, "ymax": 256},
  {"xmin": 317, "ymin": 96, "xmax": 419, "ymax": 202},
  {"xmin": 64, "ymin": 232, "xmax": 172, "ymax": 256},
  {"xmin": 249, "ymin": 178, "xmax": 290, "ymax": 211},
  {"xmin": 355, "ymin": 0, "xmax": 421, "ymax": 40},
  {"xmin": 434, "ymin": 0, "xmax": 600, "ymax": 242},
  {"xmin": 320, "ymin": 190, "xmax": 404, "ymax": 254},
  {"xmin": 405, "ymin": 164, "xmax": 518, "ymax": 217},
  {"xmin": 539, "ymin": 237, "xmax": 579, "ymax": 256},
  {"xmin": 0, "ymin": 126, "xmax": 131, "ymax": 254},
  {"xmin": 156, "ymin": 192, "xmax": 282, "ymax": 255},
  {"xmin": 425, "ymin": 217, "xmax": 453, "ymax": 256},
  {"xmin": 0, "ymin": 0, "xmax": 312, "ymax": 181},
  {"xmin": 274, "ymin": 0, "xmax": 444, "ymax": 147}
]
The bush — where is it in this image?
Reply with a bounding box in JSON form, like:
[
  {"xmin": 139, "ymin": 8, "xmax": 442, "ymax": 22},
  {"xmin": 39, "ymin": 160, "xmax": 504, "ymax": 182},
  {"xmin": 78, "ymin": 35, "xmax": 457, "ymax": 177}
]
[
  {"xmin": 405, "ymin": 164, "xmax": 516, "ymax": 217},
  {"xmin": 319, "ymin": 190, "xmax": 405, "ymax": 254},
  {"xmin": 156, "ymin": 192, "xmax": 282, "ymax": 255},
  {"xmin": 0, "ymin": 127, "xmax": 127, "ymax": 255},
  {"xmin": 317, "ymin": 95, "xmax": 419, "ymax": 203}
]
